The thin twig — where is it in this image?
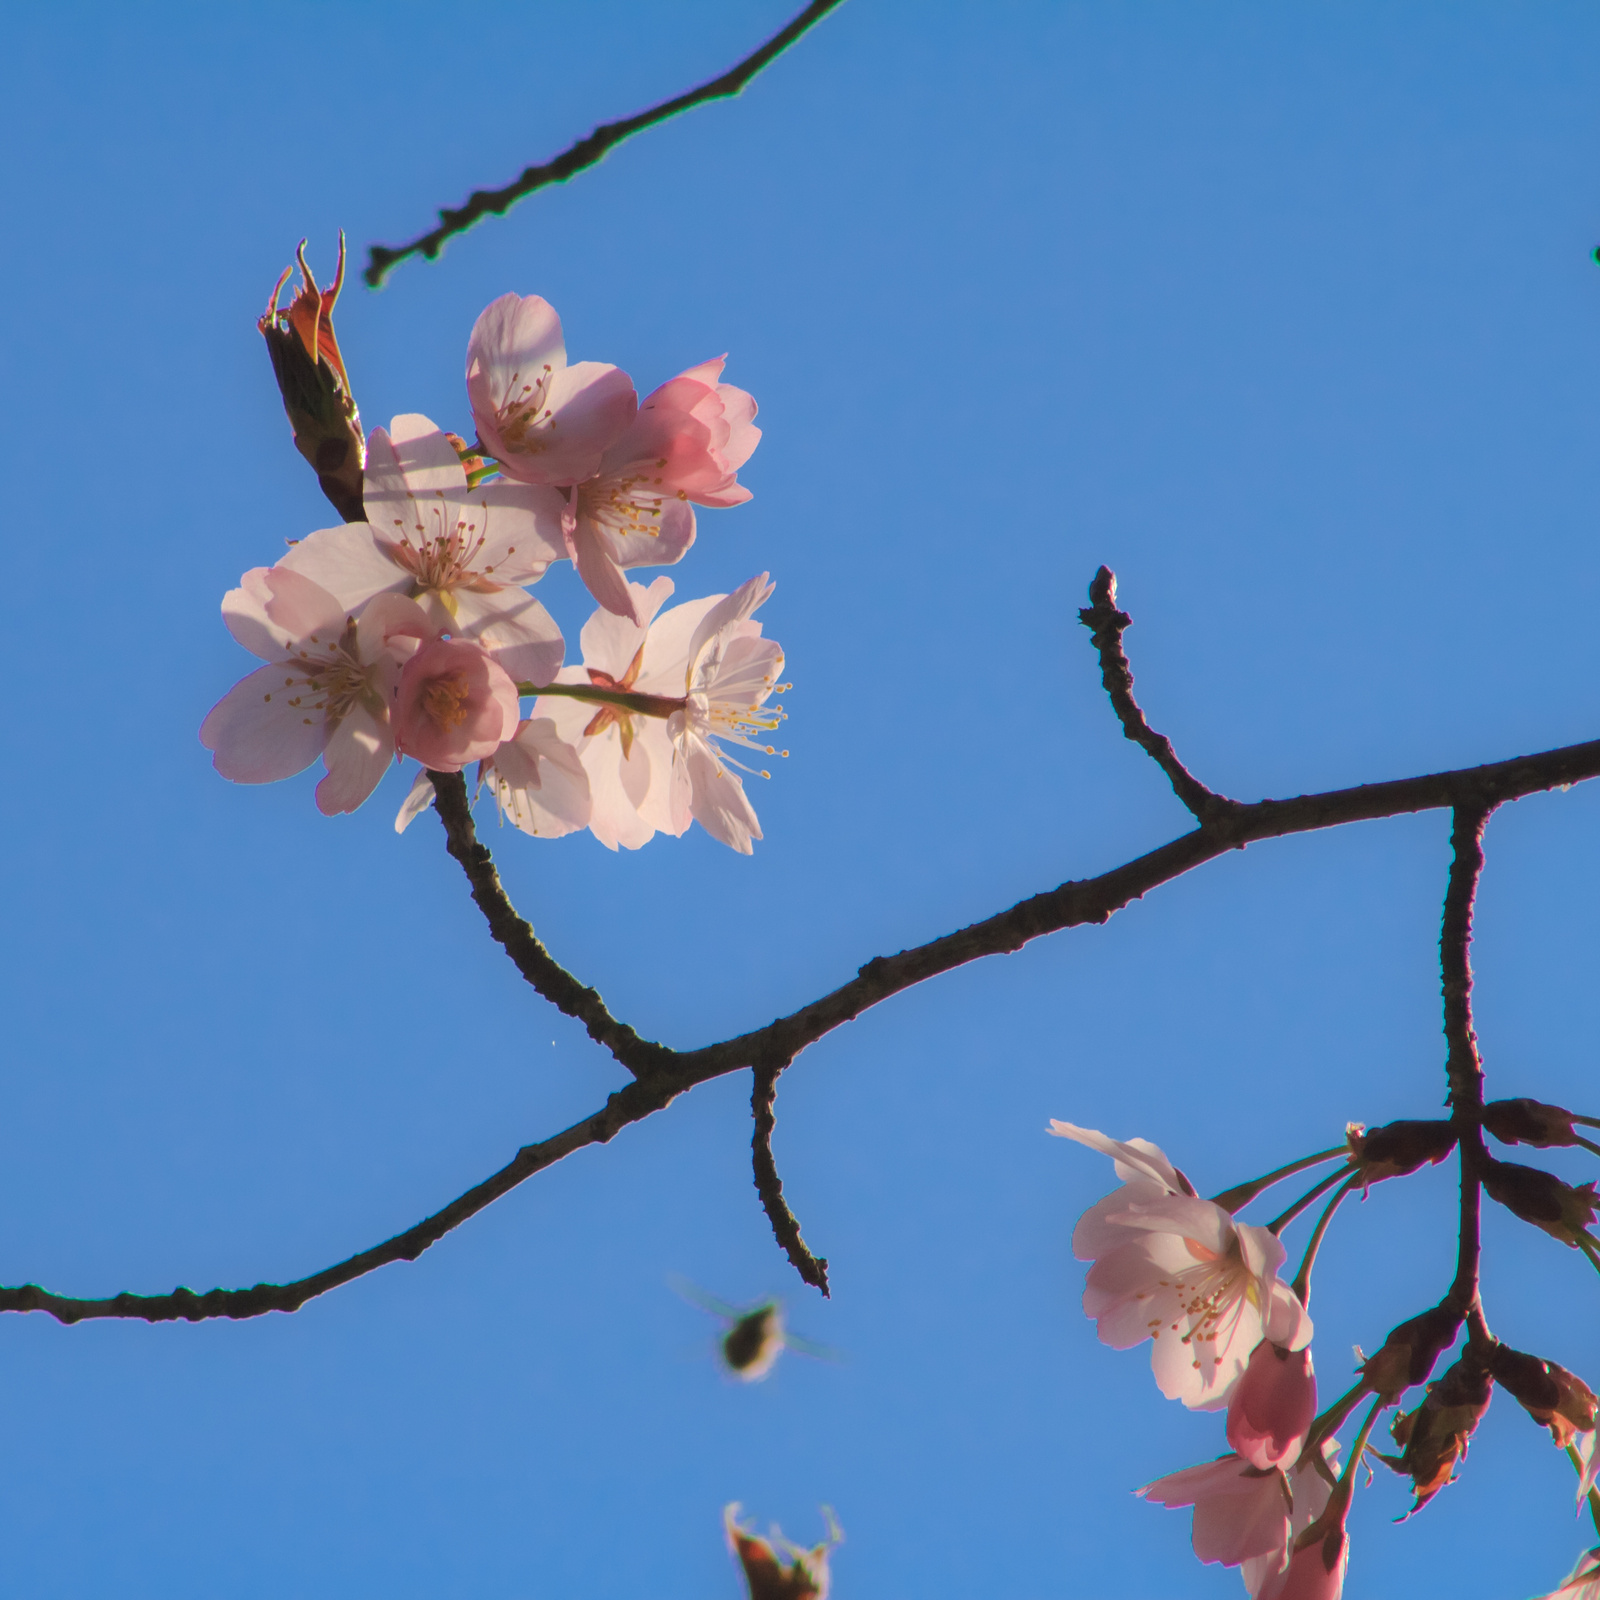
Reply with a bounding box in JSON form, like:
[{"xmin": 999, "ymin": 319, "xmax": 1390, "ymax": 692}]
[
  {"xmin": 363, "ymin": 0, "xmax": 848, "ymax": 286},
  {"xmin": 1441, "ymin": 804, "xmax": 1495, "ymax": 1327},
  {"xmin": 4, "ymin": 587, "xmax": 1598, "ymax": 1325},
  {"xmin": 1290, "ymin": 1174, "xmax": 1361, "ymax": 1305},
  {"xmin": 1267, "ymin": 1165, "xmax": 1352, "ymax": 1235},
  {"xmin": 751, "ymin": 1061, "xmax": 830, "ymax": 1294},
  {"xmin": 1077, "ymin": 566, "xmax": 1237, "ymax": 822}
]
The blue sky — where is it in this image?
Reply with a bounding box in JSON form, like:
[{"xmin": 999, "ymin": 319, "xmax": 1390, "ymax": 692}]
[{"xmin": 4, "ymin": 2, "xmax": 1600, "ymax": 1594}]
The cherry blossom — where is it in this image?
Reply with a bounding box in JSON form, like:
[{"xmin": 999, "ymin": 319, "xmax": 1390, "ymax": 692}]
[
  {"xmin": 1051, "ymin": 1121, "xmax": 1312, "ymax": 1408},
  {"xmin": 394, "ymin": 719, "xmax": 591, "ymax": 840},
  {"xmin": 279, "ymin": 413, "xmax": 566, "ymax": 672},
  {"xmin": 534, "ymin": 577, "xmax": 681, "ymax": 851},
  {"xmin": 200, "ymin": 567, "xmax": 425, "ymax": 815},
  {"xmin": 1255, "ymin": 1532, "xmax": 1348, "ymax": 1600},
  {"xmin": 466, "ymin": 292, "xmax": 637, "ymax": 487},
  {"xmin": 535, "ymin": 574, "xmax": 786, "ymax": 854},
  {"xmin": 1228, "ymin": 1340, "xmax": 1318, "ymax": 1471},
  {"xmin": 563, "ymin": 360, "xmax": 761, "ymax": 620},
  {"xmin": 1538, "ymin": 1550, "xmax": 1600, "ymax": 1600},
  {"xmin": 392, "ymin": 636, "xmax": 521, "ymax": 773},
  {"xmin": 1142, "ymin": 1447, "xmax": 1336, "ymax": 1599}
]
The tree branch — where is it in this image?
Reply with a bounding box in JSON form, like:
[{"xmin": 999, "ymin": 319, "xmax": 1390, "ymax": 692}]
[
  {"xmin": 1077, "ymin": 565, "xmax": 1236, "ymax": 823},
  {"xmin": 751, "ymin": 1061, "xmax": 830, "ymax": 1295},
  {"xmin": 1441, "ymin": 804, "xmax": 1495, "ymax": 1331},
  {"xmin": 363, "ymin": 0, "xmax": 848, "ymax": 287},
  {"xmin": 5, "ymin": 578, "xmax": 1596, "ymax": 1325}
]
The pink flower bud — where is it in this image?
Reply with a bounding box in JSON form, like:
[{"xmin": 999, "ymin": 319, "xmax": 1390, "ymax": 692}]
[
  {"xmin": 1260, "ymin": 1527, "xmax": 1348, "ymax": 1600},
  {"xmin": 1228, "ymin": 1340, "xmax": 1318, "ymax": 1470},
  {"xmin": 394, "ymin": 637, "xmax": 520, "ymax": 772}
]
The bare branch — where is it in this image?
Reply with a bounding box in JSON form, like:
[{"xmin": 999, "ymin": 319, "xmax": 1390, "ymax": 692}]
[
  {"xmin": 1078, "ymin": 565, "xmax": 1236, "ymax": 823},
  {"xmin": 5, "ymin": 579, "xmax": 1597, "ymax": 1325},
  {"xmin": 1441, "ymin": 803, "xmax": 1495, "ymax": 1329},
  {"xmin": 751, "ymin": 1061, "xmax": 830, "ymax": 1295},
  {"xmin": 363, "ymin": 0, "xmax": 848, "ymax": 287}
]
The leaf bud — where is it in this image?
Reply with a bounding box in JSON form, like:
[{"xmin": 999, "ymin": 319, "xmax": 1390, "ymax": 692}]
[
  {"xmin": 1482, "ymin": 1097, "xmax": 1580, "ymax": 1149},
  {"xmin": 1346, "ymin": 1119, "xmax": 1457, "ymax": 1184},
  {"xmin": 1358, "ymin": 1302, "xmax": 1463, "ymax": 1401},
  {"xmin": 1486, "ymin": 1344, "xmax": 1599, "ymax": 1446},
  {"xmin": 1483, "ymin": 1159, "xmax": 1600, "ymax": 1246},
  {"xmin": 1378, "ymin": 1350, "xmax": 1492, "ymax": 1513},
  {"xmin": 258, "ymin": 235, "xmax": 366, "ymax": 524}
]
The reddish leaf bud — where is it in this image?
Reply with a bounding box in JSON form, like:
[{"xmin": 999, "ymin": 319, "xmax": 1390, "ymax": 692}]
[
  {"xmin": 1346, "ymin": 1120, "xmax": 1457, "ymax": 1184},
  {"xmin": 725, "ymin": 1504, "xmax": 841, "ymax": 1600},
  {"xmin": 1482, "ymin": 1097, "xmax": 1580, "ymax": 1150},
  {"xmin": 1483, "ymin": 1159, "xmax": 1600, "ymax": 1246},
  {"xmin": 259, "ymin": 236, "xmax": 366, "ymax": 523},
  {"xmin": 1359, "ymin": 1303, "xmax": 1463, "ymax": 1401},
  {"xmin": 1487, "ymin": 1344, "xmax": 1599, "ymax": 1447},
  {"xmin": 1379, "ymin": 1351, "xmax": 1492, "ymax": 1512}
]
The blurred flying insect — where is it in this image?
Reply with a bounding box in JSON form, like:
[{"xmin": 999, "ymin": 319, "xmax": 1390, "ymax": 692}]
[{"xmin": 670, "ymin": 1278, "xmax": 839, "ymax": 1382}]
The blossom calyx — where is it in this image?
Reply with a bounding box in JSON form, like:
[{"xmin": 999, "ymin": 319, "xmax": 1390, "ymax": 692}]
[
  {"xmin": 1379, "ymin": 1350, "xmax": 1492, "ymax": 1512},
  {"xmin": 724, "ymin": 1504, "xmax": 840, "ymax": 1600},
  {"xmin": 259, "ymin": 237, "xmax": 366, "ymax": 523},
  {"xmin": 1482, "ymin": 1097, "xmax": 1582, "ymax": 1150},
  {"xmin": 1358, "ymin": 1303, "xmax": 1464, "ymax": 1401},
  {"xmin": 1486, "ymin": 1345, "xmax": 1599, "ymax": 1446},
  {"xmin": 1483, "ymin": 1159, "xmax": 1600, "ymax": 1246},
  {"xmin": 1346, "ymin": 1119, "xmax": 1457, "ymax": 1184}
]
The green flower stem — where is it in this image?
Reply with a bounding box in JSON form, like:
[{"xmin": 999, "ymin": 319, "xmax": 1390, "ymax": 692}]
[
  {"xmin": 1210, "ymin": 1147, "xmax": 1351, "ymax": 1213},
  {"xmin": 517, "ymin": 681, "xmax": 686, "ymax": 719}
]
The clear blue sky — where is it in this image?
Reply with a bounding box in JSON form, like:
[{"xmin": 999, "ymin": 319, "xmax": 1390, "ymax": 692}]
[{"xmin": 3, "ymin": 3, "xmax": 1600, "ymax": 1595}]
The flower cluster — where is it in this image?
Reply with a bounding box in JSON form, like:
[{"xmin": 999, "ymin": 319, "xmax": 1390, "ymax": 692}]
[
  {"xmin": 205, "ymin": 274, "xmax": 786, "ymax": 854},
  {"xmin": 1052, "ymin": 1122, "xmax": 1345, "ymax": 1599}
]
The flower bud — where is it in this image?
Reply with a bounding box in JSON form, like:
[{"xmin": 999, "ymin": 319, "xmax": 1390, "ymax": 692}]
[
  {"xmin": 1358, "ymin": 1303, "xmax": 1463, "ymax": 1401},
  {"xmin": 1345, "ymin": 1119, "xmax": 1457, "ymax": 1184},
  {"xmin": 1486, "ymin": 1344, "xmax": 1599, "ymax": 1446},
  {"xmin": 259, "ymin": 236, "xmax": 366, "ymax": 523},
  {"xmin": 1228, "ymin": 1339, "xmax": 1317, "ymax": 1470},
  {"xmin": 1378, "ymin": 1351, "xmax": 1492, "ymax": 1512},
  {"xmin": 1483, "ymin": 1159, "xmax": 1600, "ymax": 1246},
  {"xmin": 1482, "ymin": 1097, "xmax": 1580, "ymax": 1150},
  {"xmin": 724, "ymin": 1504, "xmax": 840, "ymax": 1600},
  {"xmin": 1275, "ymin": 1520, "xmax": 1350, "ymax": 1599}
]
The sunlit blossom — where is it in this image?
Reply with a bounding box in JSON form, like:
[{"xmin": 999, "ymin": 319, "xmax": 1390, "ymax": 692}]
[
  {"xmin": 201, "ymin": 568, "xmax": 425, "ymax": 815},
  {"xmin": 1051, "ymin": 1121, "xmax": 1312, "ymax": 1408}
]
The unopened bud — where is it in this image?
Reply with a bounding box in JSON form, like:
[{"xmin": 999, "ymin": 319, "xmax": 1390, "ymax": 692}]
[
  {"xmin": 1359, "ymin": 1303, "xmax": 1463, "ymax": 1401},
  {"xmin": 1378, "ymin": 1351, "xmax": 1492, "ymax": 1512},
  {"xmin": 1483, "ymin": 1159, "xmax": 1600, "ymax": 1246},
  {"xmin": 1482, "ymin": 1097, "xmax": 1580, "ymax": 1149},
  {"xmin": 725, "ymin": 1504, "xmax": 841, "ymax": 1600},
  {"xmin": 259, "ymin": 236, "xmax": 365, "ymax": 523},
  {"xmin": 1487, "ymin": 1344, "xmax": 1599, "ymax": 1446},
  {"xmin": 1346, "ymin": 1119, "xmax": 1457, "ymax": 1184}
]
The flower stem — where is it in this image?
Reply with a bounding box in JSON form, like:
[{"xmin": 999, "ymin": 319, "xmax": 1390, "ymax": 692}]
[
  {"xmin": 516, "ymin": 681, "xmax": 685, "ymax": 718},
  {"xmin": 1575, "ymin": 1134, "xmax": 1600, "ymax": 1161},
  {"xmin": 1209, "ymin": 1146, "xmax": 1351, "ymax": 1213},
  {"xmin": 1300, "ymin": 1380, "xmax": 1370, "ymax": 1470},
  {"xmin": 1566, "ymin": 1442, "xmax": 1600, "ymax": 1541},
  {"xmin": 1291, "ymin": 1174, "xmax": 1361, "ymax": 1306},
  {"xmin": 1267, "ymin": 1165, "xmax": 1354, "ymax": 1235}
]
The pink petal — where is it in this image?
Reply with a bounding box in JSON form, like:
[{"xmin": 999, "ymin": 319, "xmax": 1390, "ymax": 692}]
[
  {"xmin": 316, "ymin": 705, "xmax": 393, "ymax": 815},
  {"xmin": 1228, "ymin": 1342, "xmax": 1318, "ymax": 1470},
  {"xmin": 200, "ymin": 663, "xmax": 325, "ymax": 783}
]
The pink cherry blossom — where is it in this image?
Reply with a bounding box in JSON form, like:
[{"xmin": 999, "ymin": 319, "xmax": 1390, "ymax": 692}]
[
  {"xmin": 279, "ymin": 413, "xmax": 566, "ymax": 675},
  {"xmin": 535, "ymin": 577, "xmax": 681, "ymax": 851},
  {"xmin": 201, "ymin": 567, "xmax": 426, "ymax": 815},
  {"xmin": 1538, "ymin": 1550, "xmax": 1600, "ymax": 1600},
  {"xmin": 536, "ymin": 574, "xmax": 786, "ymax": 853},
  {"xmin": 1229, "ymin": 1340, "xmax": 1318, "ymax": 1471},
  {"xmin": 1142, "ymin": 1447, "xmax": 1335, "ymax": 1598},
  {"xmin": 1141, "ymin": 1455, "xmax": 1292, "ymax": 1570},
  {"xmin": 394, "ymin": 719, "xmax": 591, "ymax": 840},
  {"xmin": 466, "ymin": 293, "xmax": 637, "ymax": 487},
  {"xmin": 1243, "ymin": 1451, "xmax": 1338, "ymax": 1599},
  {"xmin": 562, "ymin": 360, "xmax": 761, "ymax": 620},
  {"xmin": 392, "ymin": 636, "xmax": 520, "ymax": 773},
  {"xmin": 1051, "ymin": 1121, "xmax": 1312, "ymax": 1408}
]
